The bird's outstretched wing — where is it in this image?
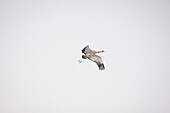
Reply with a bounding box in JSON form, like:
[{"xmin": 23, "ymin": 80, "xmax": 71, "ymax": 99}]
[
  {"xmin": 89, "ymin": 55, "xmax": 105, "ymax": 70},
  {"xmin": 82, "ymin": 45, "xmax": 89, "ymax": 54}
]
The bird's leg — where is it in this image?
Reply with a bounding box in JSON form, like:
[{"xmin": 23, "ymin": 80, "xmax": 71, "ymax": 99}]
[{"xmin": 78, "ymin": 59, "xmax": 84, "ymax": 63}]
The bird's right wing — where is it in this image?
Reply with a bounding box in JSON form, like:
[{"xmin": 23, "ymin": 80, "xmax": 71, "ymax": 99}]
[
  {"xmin": 89, "ymin": 55, "xmax": 105, "ymax": 70},
  {"xmin": 82, "ymin": 45, "xmax": 89, "ymax": 54}
]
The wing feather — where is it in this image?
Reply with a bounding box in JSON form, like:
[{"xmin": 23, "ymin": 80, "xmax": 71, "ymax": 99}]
[
  {"xmin": 82, "ymin": 45, "xmax": 89, "ymax": 54},
  {"xmin": 89, "ymin": 55, "xmax": 105, "ymax": 70}
]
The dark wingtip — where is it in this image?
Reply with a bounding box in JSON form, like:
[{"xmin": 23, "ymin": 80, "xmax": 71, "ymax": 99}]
[
  {"xmin": 82, "ymin": 45, "xmax": 89, "ymax": 53},
  {"xmin": 82, "ymin": 48, "xmax": 86, "ymax": 53},
  {"xmin": 99, "ymin": 64, "xmax": 105, "ymax": 70}
]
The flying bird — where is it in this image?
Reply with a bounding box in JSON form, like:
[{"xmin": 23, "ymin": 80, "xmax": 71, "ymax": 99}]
[{"xmin": 78, "ymin": 45, "xmax": 105, "ymax": 70}]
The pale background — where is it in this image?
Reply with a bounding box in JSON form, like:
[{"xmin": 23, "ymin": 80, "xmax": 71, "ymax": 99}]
[{"xmin": 0, "ymin": 0, "xmax": 170, "ymax": 113}]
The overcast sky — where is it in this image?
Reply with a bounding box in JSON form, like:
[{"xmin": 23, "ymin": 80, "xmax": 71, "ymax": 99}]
[{"xmin": 0, "ymin": 0, "xmax": 170, "ymax": 113}]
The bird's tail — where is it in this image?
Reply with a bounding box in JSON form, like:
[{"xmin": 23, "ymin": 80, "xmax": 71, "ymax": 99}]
[{"xmin": 82, "ymin": 55, "xmax": 87, "ymax": 59}]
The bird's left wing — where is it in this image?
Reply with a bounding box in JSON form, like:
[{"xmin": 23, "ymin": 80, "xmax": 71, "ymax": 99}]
[{"xmin": 89, "ymin": 55, "xmax": 105, "ymax": 70}]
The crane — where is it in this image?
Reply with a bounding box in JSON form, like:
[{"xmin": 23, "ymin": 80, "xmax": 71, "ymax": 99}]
[{"xmin": 78, "ymin": 45, "xmax": 105, "ymax": 70}]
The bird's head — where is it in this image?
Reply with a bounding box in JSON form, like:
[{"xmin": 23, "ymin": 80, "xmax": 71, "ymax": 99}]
[{"xmin": 101, "ymin": 50, "xmax": 105, "ymax": 52}]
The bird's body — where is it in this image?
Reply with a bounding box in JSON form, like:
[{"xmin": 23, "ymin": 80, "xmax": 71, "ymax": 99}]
[{"xmin": 80, "ymin": 45, "xmax": 105, "ymax": 70}]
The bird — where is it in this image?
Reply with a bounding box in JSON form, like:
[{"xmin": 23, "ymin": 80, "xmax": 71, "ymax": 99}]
[{"xmin": 78, "ymin": 45, "xmax": 105, "ymax": 70}]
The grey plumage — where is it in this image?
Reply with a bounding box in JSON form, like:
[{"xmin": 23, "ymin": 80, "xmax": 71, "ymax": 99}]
[{"xmin": 80, "ymin": 45, "xmax": 105, "ymax": 70}]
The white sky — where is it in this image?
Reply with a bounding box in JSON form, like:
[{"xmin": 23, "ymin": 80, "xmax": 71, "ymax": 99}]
[{"xmin": 0, "ymin": 0, "xmax": 170, "ymax": 113}]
